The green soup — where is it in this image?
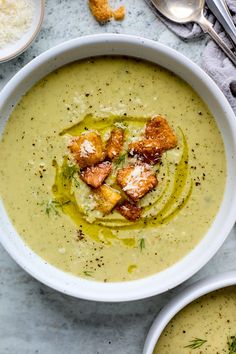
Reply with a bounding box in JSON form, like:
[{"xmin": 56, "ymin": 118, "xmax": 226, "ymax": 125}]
[
  {"xmin": 154, "ymin": 286, "xmax": 236, "ymax": 353},
  {"xmin": 0, "ymin": 57, "xmax": 226, "ymax": 282}
]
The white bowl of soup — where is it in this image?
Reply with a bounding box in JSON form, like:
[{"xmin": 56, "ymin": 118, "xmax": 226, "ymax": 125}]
[
  {"xmin": 143, "ymin": 271, "xmax": 236, "ymax": 353},
  {"xmin": 0, "ymin": 34, "xmax": 236, "ymax": 302}
]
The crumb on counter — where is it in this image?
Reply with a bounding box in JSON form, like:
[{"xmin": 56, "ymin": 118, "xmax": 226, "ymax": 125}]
[
  {"xmin": 113, "ymin": 6, "xmax": 125, "ymax": 21},
  {"xmin": 89, "ymin": 0, "xmax": 125, "ymax": 23}
]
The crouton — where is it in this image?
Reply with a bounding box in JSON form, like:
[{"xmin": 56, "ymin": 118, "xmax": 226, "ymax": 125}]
[
  {"xmin": 89, "ymin": 0, "xmax": 125, "ymax": 22},
  {"xmin": 128, "ymin": 116, "xmax": 177, "ymax": 164},
  {"xmin": 93, "ymin": 184, "xmax": 121, "ymax": 214},
  {"xmin": 129, "ymin": 139, "xmax": 162, "ymax": 165},
  {"xmin": 106, "ymin": 128, "xmax": 124, "ymax": 160},
  {"xmin": 117, "ymin": 163, "xmax": 158, "ymax": 201},
  {"xmin": 145, "ymin": 115, "xmax": 177, "ymax": 150},
  {"xmin": 80, "ymin": 161, "xmax": 112, "ymax": 188},
  {"xmin": 116, "ymin": 201, "xmax": 142, "ymax": 221},
  {"xmin": 68, "ymin": 131, "xmax": 105, "ymax": 169}
]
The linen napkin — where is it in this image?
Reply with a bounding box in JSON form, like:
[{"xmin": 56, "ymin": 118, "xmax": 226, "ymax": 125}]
[{"xmin": 146, "ymin": 0, "xmax": 236, "ymax": 114}]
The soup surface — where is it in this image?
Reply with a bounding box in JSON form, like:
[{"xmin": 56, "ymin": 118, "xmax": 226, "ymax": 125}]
[
  {"xmin": 0, "ymin": 57, "xmax": 226, "ymax": 282},
  {"xmin": 154, "ymin": 286, "xmax": 236, "ymax": 353}
]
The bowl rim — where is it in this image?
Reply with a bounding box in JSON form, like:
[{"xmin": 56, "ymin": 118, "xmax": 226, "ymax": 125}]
[
  {"xmin": 143, "ymin": 271, "xmax": 236, "ymax": 354},
  {"xmin": 0, "ymin": 0, "xmax": 45, "ymax": 63},
  {"xmin": 0, "ymin": 33, "xmax": 236, "ymax": 302}
]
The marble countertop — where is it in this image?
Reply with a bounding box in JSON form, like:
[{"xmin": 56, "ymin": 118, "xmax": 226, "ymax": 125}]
[{"xmin": 0, "ymin": 1, "xmax": 235, "ymax": 353}]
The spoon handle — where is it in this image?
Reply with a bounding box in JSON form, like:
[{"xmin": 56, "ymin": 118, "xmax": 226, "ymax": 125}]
[
  {"xmin": 197, "ymin": 14, "xmax": 236, "ymax": 66},
  {"xmin": 206, "ymin": 0, "xmax": 236, "ymax": 47}
]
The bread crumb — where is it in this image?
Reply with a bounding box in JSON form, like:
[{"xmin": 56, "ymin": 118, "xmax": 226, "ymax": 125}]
[
  {"xmin": 89, "ymin": 0, "xmax": 125, "ymax": 22},
  {"xmin": 113, "ymin": 6, "xmax": 125, "ymax": 20}
]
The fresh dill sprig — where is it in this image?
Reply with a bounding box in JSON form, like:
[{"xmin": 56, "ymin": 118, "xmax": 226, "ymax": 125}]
[
  {"xmin": 72, "ymin": 176, "xmax": 80, "ymax": 188},
  {"xmin": 62, "ymin": 164, "xmax": 79, "ymax": 180},
  {"xmin": 62, "ymin": 163, "xmax": 80, "ymax": 187},
  {"xmin": 45, "ymin": 199, "xmax": 70, "ymax": 216},
  {"xmin": 45, "ymin": 200, "xmax": 61, "ymax": 216},
  {"xmin": 139, "ymin": 238, "xmax": 145, "ymax": 251},
  {"xmin": 114, "ymin": 121, "xmax": 128, "ymax": 129},
  {"xmin": 83, "ymin": 270, "xmax": 93, "ymax": 277},
  {"xmin": 115, "ymin": 152, "xmax": 127, "ymax": 166},
  {"xmin": 228, "ymin": 335, "xmax": 236, "ymax": 354},
  {"xmin": 184, "ymin": 338, "xmax": 207, "ymax": 349}
]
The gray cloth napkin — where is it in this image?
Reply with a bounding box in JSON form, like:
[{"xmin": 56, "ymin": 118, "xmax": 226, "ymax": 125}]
[{"xmin": 146, "ymin": 0, "xmax": 236, "ymax": 114}]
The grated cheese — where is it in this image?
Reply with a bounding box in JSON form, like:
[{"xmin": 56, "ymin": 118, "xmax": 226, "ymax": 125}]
[
  {"xmin": 123, "ymin": 165, "xmax": 147, "ymax": 192},
  {"xmin": 80, "ymin": 139, "xmax": 96, "ymax": 157},
  {"xmin": 0, "ymin": 0, "xmax": 34, "ymax": 49}
]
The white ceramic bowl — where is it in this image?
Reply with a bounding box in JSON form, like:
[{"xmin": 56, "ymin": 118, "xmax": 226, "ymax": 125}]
[
  {"xmin": 0, "ymin": 34, "xmax": 236, "ymax": 302},
  {"xmin": 143, "ymin": 271, "xmax": 236, "ymax": 353},
  {"xmin": 0, "ymin": 0, "xmax": 44, "ymax": 63}
]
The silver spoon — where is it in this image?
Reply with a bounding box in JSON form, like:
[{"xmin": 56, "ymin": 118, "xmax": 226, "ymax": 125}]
[
  {"xmin": 206, "ymin": 0, "xmax": 236, "ymax": 47},
  {"xmin": 150, "ymin": 0, "xmax": 236, "ymax": 66}
]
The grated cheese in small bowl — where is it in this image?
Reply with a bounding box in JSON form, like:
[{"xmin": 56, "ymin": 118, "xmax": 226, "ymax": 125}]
[
  {"xmin": 0, "ymin": 0, "xmax": 34, "ymax": 49},
  {"xmin": 0, "ymin": 0, "xmax": 44, "ymax": 62}
]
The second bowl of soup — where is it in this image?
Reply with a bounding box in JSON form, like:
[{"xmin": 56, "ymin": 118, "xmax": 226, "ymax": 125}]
[{"xmin": 144, "ymin": 272, "xmax": 236, "ymax": 353}]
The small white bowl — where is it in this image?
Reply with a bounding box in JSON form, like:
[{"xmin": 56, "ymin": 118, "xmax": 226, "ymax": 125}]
[
  {"xmin": 0, "ymin": 34, "xmax": 236, "ymax": 302},
  {"xmin": 0, "ymin": 0, "xmax": 45, "ymax": 63},
  {"xmin": 143, "ymin": 271, "xmax": 236, "ymax": 354}
]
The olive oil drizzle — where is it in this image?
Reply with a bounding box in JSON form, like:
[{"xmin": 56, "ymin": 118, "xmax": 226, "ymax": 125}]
[
  {"xmin": 52, "ymin": 117, "xmax": 193, "ymax": 244},
  {"xmin": 59, "ymin": 113, "xmax": 148, "ymax": 137},
  {"xmin": 52, "ymin": 157, "xmax": 135, "ymax": 246},
  {"xmin": 95, "ymin": 129, "xmax": 192, "ymax": 229}
]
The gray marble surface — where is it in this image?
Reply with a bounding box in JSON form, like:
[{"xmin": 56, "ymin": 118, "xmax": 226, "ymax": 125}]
[{"xmin": 0, "ymin": 1, "xmax": 235, "ymax": 353}]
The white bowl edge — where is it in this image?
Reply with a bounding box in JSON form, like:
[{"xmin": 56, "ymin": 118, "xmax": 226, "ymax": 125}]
[
  {"xmin": 143, "ymin": 271, "xmax": 236, "ymax": 354},
  {"xmin": 0, "ymin": 34, "xmax": 236, "ymax": 302}
]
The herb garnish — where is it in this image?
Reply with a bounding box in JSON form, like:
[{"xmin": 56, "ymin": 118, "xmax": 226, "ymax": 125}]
[
  {"xmin": 83, "ymin": 270, "xmax": 93, "ymax": 277},
  {"xmin": 62, "ymin": 164, "xmax": 78, "ymax": 179},
  {"xmin": 139, "ymin": 238, "xmax": 145, "ymax": 251},
  {"xmin": 228, "ymin": 335, "xmax": 236, "ymax": 354},
  {"xmin": 62, "ymin": 163, "xmax": 80, "ymax": 187},
  {"xmin": 72, "ymin": 176, "xmax": 80, "ymax": 188},
  {"xmin": 115, "ymin": 152, "xmax": 127, "ymax": 166},
  {"xmin": 114, "ymin": 121, "xmax": 128, "ymax": 129},
  {"xmin": 45, "ymin": 199, "xmax": 70, "ymax": 216},
  {"xmin": 184, "ymin": 338, "xmax": 207, "ymax": 349}
]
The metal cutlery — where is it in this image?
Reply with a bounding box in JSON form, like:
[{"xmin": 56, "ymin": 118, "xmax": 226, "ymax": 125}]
[
  {"xmin": 149, "ymin": 0, "xmax": 236, "ymax": 66},
  {"xmin": 206, "ymin": 0, "xmax": 236, "ymax": 47}
]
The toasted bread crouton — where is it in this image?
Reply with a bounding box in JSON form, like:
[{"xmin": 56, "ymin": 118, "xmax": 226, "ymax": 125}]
[
  {"xmin": 106, "ymin": 128, "xmax": 124, "ymax": 160},
  {"xmin": 129, "ymin": 139, "xmax": 162, "ymax": 165},
  {"xmin": 128, "ymin": 116, "xmax": 177, "ymax": 164},
  {"xmin": 89, "ymin": 0, "xmax": 125, "ymax": 22},
  {"xmin": 68, "ymin": 132, "xmax": 105, "ymax": 169},
  {"xmin": 145, "ymin": 115, "xmax": 177, "ymax": 150},
  {"xmin": 116, "ymin": 201, "xmax": 142, "ymax": 221},
  {"xmin": 93, "ymin": 184, "xmax": 121, "ymax": 214},
  {"xmin": 89, "ymin": 0, "xmax": 113, "ymax": 22},
  {"xmin": 80, "ymin": 161, "xmax": 112, "ymax": 188},
  {"xmin": 117, "ymin": 163, "xmax": 158, "ymax": 201}
]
